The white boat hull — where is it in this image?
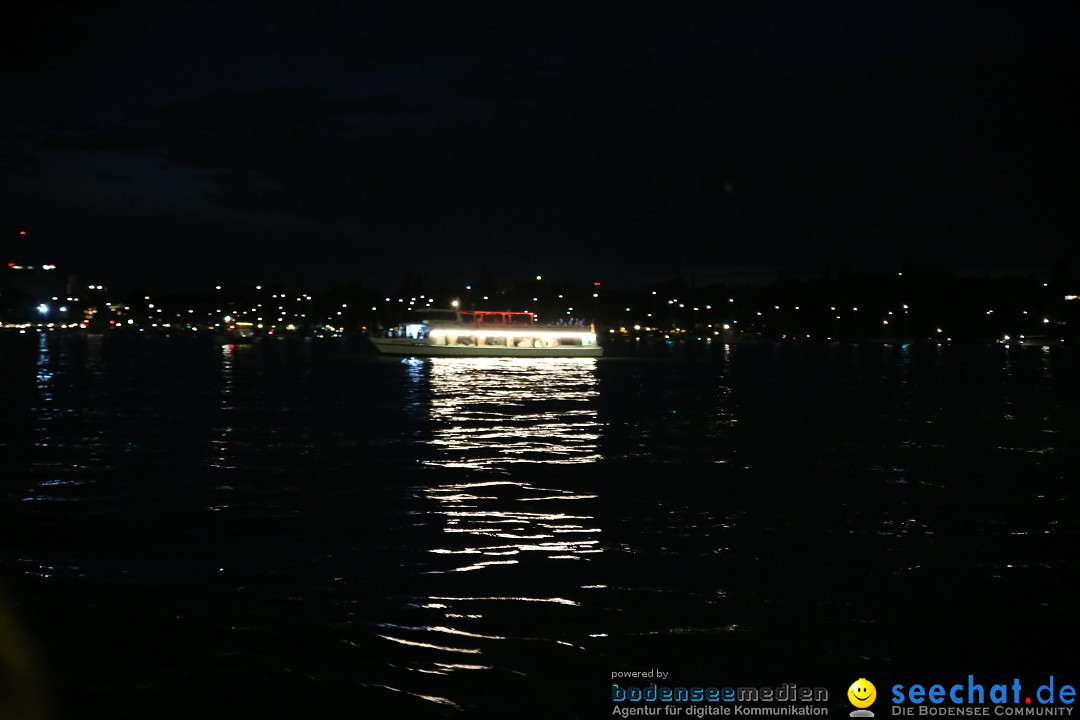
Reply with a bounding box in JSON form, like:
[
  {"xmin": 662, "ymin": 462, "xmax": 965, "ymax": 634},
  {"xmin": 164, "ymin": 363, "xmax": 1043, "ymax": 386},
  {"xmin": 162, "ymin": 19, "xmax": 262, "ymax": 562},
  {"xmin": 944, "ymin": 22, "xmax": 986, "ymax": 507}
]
[{"xmin": 371, "ymin": 338, "xmax": 602, "ymax": 357}]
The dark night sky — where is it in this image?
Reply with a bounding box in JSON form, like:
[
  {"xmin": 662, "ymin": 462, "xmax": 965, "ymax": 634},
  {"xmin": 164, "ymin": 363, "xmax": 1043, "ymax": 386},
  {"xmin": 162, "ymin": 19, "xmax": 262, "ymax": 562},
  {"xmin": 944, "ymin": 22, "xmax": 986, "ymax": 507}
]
[{"xmin": 2, "ymin": 1, "xmax": 1077, "ymax": 291}]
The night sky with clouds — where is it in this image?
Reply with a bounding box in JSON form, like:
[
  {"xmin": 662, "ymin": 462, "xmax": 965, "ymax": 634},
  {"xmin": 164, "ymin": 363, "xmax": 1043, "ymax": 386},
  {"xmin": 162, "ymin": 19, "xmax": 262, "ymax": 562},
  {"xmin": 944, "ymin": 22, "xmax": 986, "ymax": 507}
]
[{"xmin": 2, "ymin": 1, "xmax": 1077, "ymax": 291}]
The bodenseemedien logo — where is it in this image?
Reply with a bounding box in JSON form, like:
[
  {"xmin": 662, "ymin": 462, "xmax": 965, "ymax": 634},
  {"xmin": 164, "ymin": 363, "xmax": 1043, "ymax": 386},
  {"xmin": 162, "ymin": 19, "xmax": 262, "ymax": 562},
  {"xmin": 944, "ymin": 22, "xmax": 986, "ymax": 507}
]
[{"xmin": 849, "ymin": 679, "xmax": 877, "ymax": 718}]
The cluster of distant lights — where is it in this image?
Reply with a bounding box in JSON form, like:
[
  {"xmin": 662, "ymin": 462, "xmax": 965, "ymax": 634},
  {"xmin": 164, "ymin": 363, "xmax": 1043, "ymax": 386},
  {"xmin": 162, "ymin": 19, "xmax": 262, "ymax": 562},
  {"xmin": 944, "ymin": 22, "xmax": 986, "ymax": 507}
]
[
  {"xmin": 6, "ymin": 279, "xmax": 336, "ymax": 335},
  {"xmin": 5, "ymin": 265, "xmax": 1076, "ymax": 342}
]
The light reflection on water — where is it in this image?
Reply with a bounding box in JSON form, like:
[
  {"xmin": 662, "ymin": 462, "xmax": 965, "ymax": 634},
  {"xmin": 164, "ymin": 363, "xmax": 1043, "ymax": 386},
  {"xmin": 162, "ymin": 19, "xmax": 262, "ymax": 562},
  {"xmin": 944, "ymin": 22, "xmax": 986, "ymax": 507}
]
[
  {"xmin": 373, "ymin": 357, "xmax": 605, "ymax": 703},
  {"xmin": 416, "ymin": 356, "xmax": 601, "ymax": 469},
  {"xmin": 211, "ymin": 343, "xmax": 236, "ymax": 470},
  {"xmin": 33, "ymin": 332, "xmax": 55, "ymax": 448},
  {"xmin": 423, "ymin": 479, "xmax": 602, "ymax": 572},
  {"xmin": 413, "ymin": 357, "xmax": 603, "ymax": 598}
]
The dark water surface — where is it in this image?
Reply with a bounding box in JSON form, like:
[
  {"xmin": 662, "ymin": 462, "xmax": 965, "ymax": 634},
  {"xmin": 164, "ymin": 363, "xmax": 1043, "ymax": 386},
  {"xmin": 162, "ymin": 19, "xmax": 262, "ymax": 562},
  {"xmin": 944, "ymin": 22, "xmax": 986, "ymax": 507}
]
[{"xmin": 2, "ymin": 334, "xmax": 1078, "ymax": 718}]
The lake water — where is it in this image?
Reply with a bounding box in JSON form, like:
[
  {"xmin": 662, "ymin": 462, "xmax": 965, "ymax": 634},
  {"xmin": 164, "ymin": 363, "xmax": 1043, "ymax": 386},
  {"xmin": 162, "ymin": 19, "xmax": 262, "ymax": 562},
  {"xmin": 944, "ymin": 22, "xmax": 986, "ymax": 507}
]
[{"xmin": 2, "ymin": 334, "xmax": 1077, "ymax": 718}]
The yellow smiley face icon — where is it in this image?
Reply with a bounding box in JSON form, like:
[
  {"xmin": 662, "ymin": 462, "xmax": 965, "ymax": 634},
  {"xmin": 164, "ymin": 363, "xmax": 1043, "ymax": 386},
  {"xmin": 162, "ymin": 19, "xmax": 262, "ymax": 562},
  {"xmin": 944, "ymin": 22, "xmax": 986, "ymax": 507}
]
[{"xmin": 848, "ymin": 679, "xmax": 876, "ymax": 708}]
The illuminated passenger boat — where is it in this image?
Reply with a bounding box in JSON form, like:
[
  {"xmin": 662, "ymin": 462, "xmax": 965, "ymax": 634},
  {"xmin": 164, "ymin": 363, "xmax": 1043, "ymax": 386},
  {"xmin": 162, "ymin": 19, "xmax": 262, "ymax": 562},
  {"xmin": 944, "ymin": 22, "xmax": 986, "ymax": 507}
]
[
  {"xmin": 216, "ymin": 320, "xmax": 260, "ymax": 344},
  {"xmin": 371, "ymin": 310, "xmax": 602, "ymax": 357}
]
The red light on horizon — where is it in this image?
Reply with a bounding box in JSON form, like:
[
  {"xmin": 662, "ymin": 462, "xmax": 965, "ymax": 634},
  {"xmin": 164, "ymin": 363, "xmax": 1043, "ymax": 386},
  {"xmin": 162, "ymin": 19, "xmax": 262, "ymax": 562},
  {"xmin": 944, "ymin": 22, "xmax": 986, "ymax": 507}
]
[
  {"xmin": 593, "ymin": 282, "xmax": 601, "ymax": 286},
  {"xmin": 19, "ymin": 231, "xmax": 27, "ymax": 235}
]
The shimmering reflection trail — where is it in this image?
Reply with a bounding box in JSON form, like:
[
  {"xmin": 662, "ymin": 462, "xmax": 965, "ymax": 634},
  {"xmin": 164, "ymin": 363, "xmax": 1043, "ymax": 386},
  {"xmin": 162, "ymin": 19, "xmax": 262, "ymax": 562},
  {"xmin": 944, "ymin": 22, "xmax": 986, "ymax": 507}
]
[
  {"xmin": 424, "ymin": 479, "xmax": 602, "ymax": 572},
  {"xmin": 418, "ymin": 357, "xmax": 600, "ymax": 469},
  {"xmin": 371, "ymin": 357, "xmax": 605, "ymax": 710},
  {"xmin": 32, "ymin": 331, "xmax": 56, "ymax": 448},
  {"xmin": 211, "ymin": 343, "xmax": 236, "ymax": 470}
]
